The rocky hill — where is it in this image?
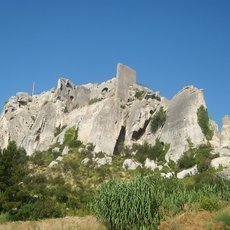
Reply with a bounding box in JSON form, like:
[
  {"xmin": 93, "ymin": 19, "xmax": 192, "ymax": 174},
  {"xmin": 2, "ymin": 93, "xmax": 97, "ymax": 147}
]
[{"xmin": 0, "ymin": 63, "xmax": 229, "ymax": 178}]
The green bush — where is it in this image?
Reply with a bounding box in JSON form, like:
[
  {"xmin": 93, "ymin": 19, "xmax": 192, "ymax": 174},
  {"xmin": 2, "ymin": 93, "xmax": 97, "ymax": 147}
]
[
  {"xmin": 195, "ymin": 144, "xmax": 213, "ymax": 172},
  {"xmin": 12, "ymin": 198, "xmax": 65, "ymax": 221},
  {"xmin": 133, "ymin": 139, "xmax": 169, "ymax": 164},
  {"xmin": 63, "ymin": 127, "xmax": 82, "ymax": 148},
  {"xmin": 214, "ymin": 208, "xmax": 230, "ymax": 227},
  {"xmin": 0, "ymin": 213, "xmax": 10, "ymax": 223},
  {"xmin": 54, "ymin": 125, "xmax": 66, "ymax": 137},
  {"xmin": 150, "ymin": 107, "xmax": 167, "ymax": 133},
  {"xmin": 197, "ymin": 105, "xmax": 213, "ymax": 140},
  {"xmin": 135, "ymin": 89, "xmax": 144, "ymax": 100},
  {"xmin": 178, "ymin": 144, "xmax": 213, "ymax": 172},
  {"xmin": 178, "ymin": 152, "xmax": 196, "ymax": 169},
  {"xmin": 199, "ymin": 197, "xmax": 220, "ymax": 212},
  {"xmin": 89, "ymin": 98, "xmax": 103, "ymax": 105}
]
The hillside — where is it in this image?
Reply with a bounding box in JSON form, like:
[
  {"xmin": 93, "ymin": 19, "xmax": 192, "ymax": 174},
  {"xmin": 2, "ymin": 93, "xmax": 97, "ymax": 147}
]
[{"xmin": 0, "ymin": 63, "xmax": 229, "ymax": 229}]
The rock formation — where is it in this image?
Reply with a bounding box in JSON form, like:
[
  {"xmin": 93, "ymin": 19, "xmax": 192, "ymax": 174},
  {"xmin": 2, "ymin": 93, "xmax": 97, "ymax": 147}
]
[{"xmin": 0, "ymin": 63, "xmax": 229, "ymax": 175}]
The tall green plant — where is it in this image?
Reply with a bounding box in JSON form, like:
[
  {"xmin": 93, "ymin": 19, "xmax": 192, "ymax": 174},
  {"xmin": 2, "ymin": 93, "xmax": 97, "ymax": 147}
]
[
  {"xmin": 150, "ymin": 107, "xmax": 167, "ymax": 133},
  {"xmin": 197, "ymin": 105, "xmax": 213, "ymax": 140}
]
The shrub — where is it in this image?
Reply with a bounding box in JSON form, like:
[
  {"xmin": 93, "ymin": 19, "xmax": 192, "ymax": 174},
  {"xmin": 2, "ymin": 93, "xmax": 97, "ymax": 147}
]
[
  {"xmin": 195, "ymin": 144, "xmax": 213, "ymax": 172},
  {"xmin": 178, "ymin": 152, "xmax": 196, "ymax": 169},
  {"xmin": 214, "ymin": 208, "xmax": 230, "ymax": 227},
  {"xmin": 89, "ymin": 98, "xmax": 103, "ymax": 105},
  {"xmin": 133, "ymin": 140, "xmax": 169, "ymax": 164},
  {"xmin": 150, "ymin": 107, "xmax": 167, "ymax": 133},
  {"xmin": 135, "ymin": 89, "xmax": 144, "ymax": 100},
  {"xmin": 197, "ymin": 105, "xmax": 214, "ymax": 140},
  {"xmin": 0, "ymin": 213, "xmax": 10, "ymax": 223},
  {"xmin": 12, "ymin": 198, "xmax": 65, "ymax": 221},
  {"xmin": 54, "ymin": 125, "xmax": 66, "ymax": 137},
  {"xmin": 63, "ymin": 127, "xmax": 82, "ymax": 148},
  {"xmin": 199, "ymin": 197, "xmax": 220, "ymax": 212}
]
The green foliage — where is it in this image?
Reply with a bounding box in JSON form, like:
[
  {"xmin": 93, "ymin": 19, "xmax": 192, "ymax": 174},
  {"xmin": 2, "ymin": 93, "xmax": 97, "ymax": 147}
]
[
  {"xmin": 92, "ymin": 174, "xmax": 230, "ymax": 229},
  {"xmin": 195, "ymin": 144, "xmax": 214, "ymax": 172},
  {"xmin": 178, "ymin": 150, "xmax": 196, "ymax": 169},
  {"xmin": 133, "ymin": 139, "xmax": 169, "ymax": 164},
  {"xmin": 150, "ymin": 107, "xmax": 167, "ymax": 133},
  {"xmin": 54, "ymin": 125, "xmax": 66, "ymax": 137},
  {"xmin": 12, "ymin": 198, "xmax": 65, "ymax": 221},
  {"xmin": 178, "ymin": 143, "xmax": 214, "ymax": 172},
  {"xmin": 199, "ymin": 197, "xmax": 220, "ymax": 212},
  {"xmin": 197, "ymin": 105, "xmax": 214, "ymax": 140},
  {"xmin": 214, "ymin": 208, "xmax": 230, "ymax": 227},
  {"xmin": 135, "ymin": 89, "xmax": 144, "ymax": 100},
  {"xmin": 89, "ymin": 97, "xmax": 103, "ymax": 105},
  {"xmin": 0, "ymin": 213, "xmax": 10, "ymax": 223},
  {"xmin": 0, "ymin": 141, "xmax": 29, "ymax": 216},
  {"xmin": 30, "ymin": 150, "xmax": 59, "ymax": 167},
  {"xmin": 63, "ymin": 127, "xmax": 82, "ymax": 148},
  {"xmin": 92, "ymin": 176, "xmax": 159, "ymax": 229}
]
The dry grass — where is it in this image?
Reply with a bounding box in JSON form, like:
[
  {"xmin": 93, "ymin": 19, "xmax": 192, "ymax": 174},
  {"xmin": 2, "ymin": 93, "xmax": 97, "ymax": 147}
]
[
  {"xmin": 159, "ymin": 211, "xmax": 226, "ymax": 230},
  {"xmin": 0, "ymin": 216, "xmax": 105, "ymax": 230}
]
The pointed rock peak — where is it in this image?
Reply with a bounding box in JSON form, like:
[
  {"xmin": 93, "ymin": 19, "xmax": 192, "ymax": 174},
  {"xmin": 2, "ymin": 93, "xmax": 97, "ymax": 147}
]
[{"xmin": 57, "ymin": 78, "xmax": 75, "ymax": 90}]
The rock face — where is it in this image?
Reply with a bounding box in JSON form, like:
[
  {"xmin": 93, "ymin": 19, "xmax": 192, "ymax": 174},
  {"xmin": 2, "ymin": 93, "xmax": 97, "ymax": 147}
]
[
  {"xmin": 0, "ymin": 63, "xmax": 229, "ymax": 172},
  {"xmin": 220, "ymin": 116, "xmax": 230, "ymax": 148},
  {"xmin": 161, "ymin": 86, "xmax": 207, "ymax": 161}
]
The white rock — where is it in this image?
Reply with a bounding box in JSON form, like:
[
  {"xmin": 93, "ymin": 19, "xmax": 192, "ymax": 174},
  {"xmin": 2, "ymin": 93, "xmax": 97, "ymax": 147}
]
[
  {"xmin": 52, "ymin": 147, "xmax": 60, "ymax": 153},
  {"xmin": 56, "ymin": 156, "xmax": 63, "ymax": 162},
  {"xmin": 62, "ymin": 146, "xmax": 69, "ymax": 155},
  {"xmin": 122, "ymin": 159, "xmax": 142, "ymax": 170},
  {"xmin": 144, "ymin": 158, "xmax": 157, "ymax": 170},
  {"xmin": 161, "ymin": 172, "xmax": 173, "ymax": 178},
  {"xmin": 211, "ymin": 157, "xmax": 230, "ymax": 169},
  {"xmin": 220, "ymin": 116, "xmax": 230, "ymax": 148},
  {"xmin": 177, "ymin": 165, "xmax": 198, "ymax": 179},
  {"xmin": 82, "ymin": 158, "xmax": 90, "ymax": 165},
  {"xmin": 48, "ymin": 160, "xmax": 58, "ymax": 168},
  {"xmin": 161, "ymin": 86, "xmax": 207, "ymax": 162},
  {"xmin": 95, "ymin": 156, "xmax": 112, "ymax": 166}
]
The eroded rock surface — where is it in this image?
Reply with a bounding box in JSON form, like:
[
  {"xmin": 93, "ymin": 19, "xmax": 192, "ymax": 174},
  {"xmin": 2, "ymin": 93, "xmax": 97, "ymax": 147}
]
[{"xmin": 0, "ymin": 62, "xmax": 229, "ymax": 177}]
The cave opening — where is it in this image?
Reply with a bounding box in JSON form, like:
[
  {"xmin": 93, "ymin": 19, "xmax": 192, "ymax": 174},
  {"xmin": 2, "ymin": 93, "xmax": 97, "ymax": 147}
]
[{"xmin": 113, "ymin": 126, "xmax": 126, "ymax": 155}]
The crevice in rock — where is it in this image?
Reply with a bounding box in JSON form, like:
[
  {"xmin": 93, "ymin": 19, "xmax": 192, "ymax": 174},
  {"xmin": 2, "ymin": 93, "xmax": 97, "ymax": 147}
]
[
  {"xmin": 132, "ymin": 118, "xmax": 151, "ymax": 141},
  {"xmin": 113, "ymin": 126, "xmax": 126, "ymax": 155}
]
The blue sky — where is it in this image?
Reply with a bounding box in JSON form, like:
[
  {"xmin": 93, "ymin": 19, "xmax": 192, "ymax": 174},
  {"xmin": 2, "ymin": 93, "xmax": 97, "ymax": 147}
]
[{"xmin": 0, "ymin": 0, "xmax": 229, "ymax": 128}]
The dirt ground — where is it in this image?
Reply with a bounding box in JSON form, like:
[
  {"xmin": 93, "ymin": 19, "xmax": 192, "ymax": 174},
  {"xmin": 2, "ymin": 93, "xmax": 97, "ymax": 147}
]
[{"xmin": 0, "ymin": 216, "xmax": 106, "ymax": 230}]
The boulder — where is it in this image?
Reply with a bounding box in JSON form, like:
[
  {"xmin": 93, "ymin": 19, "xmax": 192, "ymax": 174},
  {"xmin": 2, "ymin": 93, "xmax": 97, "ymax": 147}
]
[
  {"xmin": 56, "ymin": 156, "xmax": 63, "ymax": 162},
  {"xmin": 95, "ymin": 156, "xmax": 112, "ymax": 166},
  {"xmin": 177, "ymin": 165, "xmax": 198, "ymax": 179},
  {"xmin": 122, "ymin": 159, "xmax": 142, "ymax": 170},
  {"xmin": 62, "ymin": 146, "xmax": 69, "ymax": 155},
  {"xmin": 144, "ymin": 158, "xmax": 157, "ymax": 171},
  {"xmin": 211, "ymin": 157, "xmax": 230, "ymax": 169},
  {"xmin": 48, "ymin": 160, "xmax": 58, "ymax": 168}
]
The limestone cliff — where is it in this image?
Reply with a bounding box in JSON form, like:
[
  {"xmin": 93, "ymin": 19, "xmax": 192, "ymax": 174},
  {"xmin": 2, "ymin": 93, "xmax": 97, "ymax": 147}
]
[{"xmin": 0, "ymin": 63, "xmax": 229, "ymax": 167}]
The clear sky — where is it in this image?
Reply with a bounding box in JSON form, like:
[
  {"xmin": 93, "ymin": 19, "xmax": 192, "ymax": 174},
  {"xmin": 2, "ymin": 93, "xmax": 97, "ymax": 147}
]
[{"xmin": 0, "ymin": 0, "xmax": 229, "ymax": 128}]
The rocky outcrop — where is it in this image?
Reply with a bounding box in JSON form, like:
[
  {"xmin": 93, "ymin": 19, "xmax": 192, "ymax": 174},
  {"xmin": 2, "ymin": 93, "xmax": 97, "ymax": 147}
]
[
  {"xmin": 160, "ymin": 86, "xmax": 207, "ymax": 161},
  {"xmin": 0, "ymin": 63, "xmax": 229, "ymax": 174},
  {"xmin": 220, "ymin": 116, "xmax": 230, "ymax": 148}
]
